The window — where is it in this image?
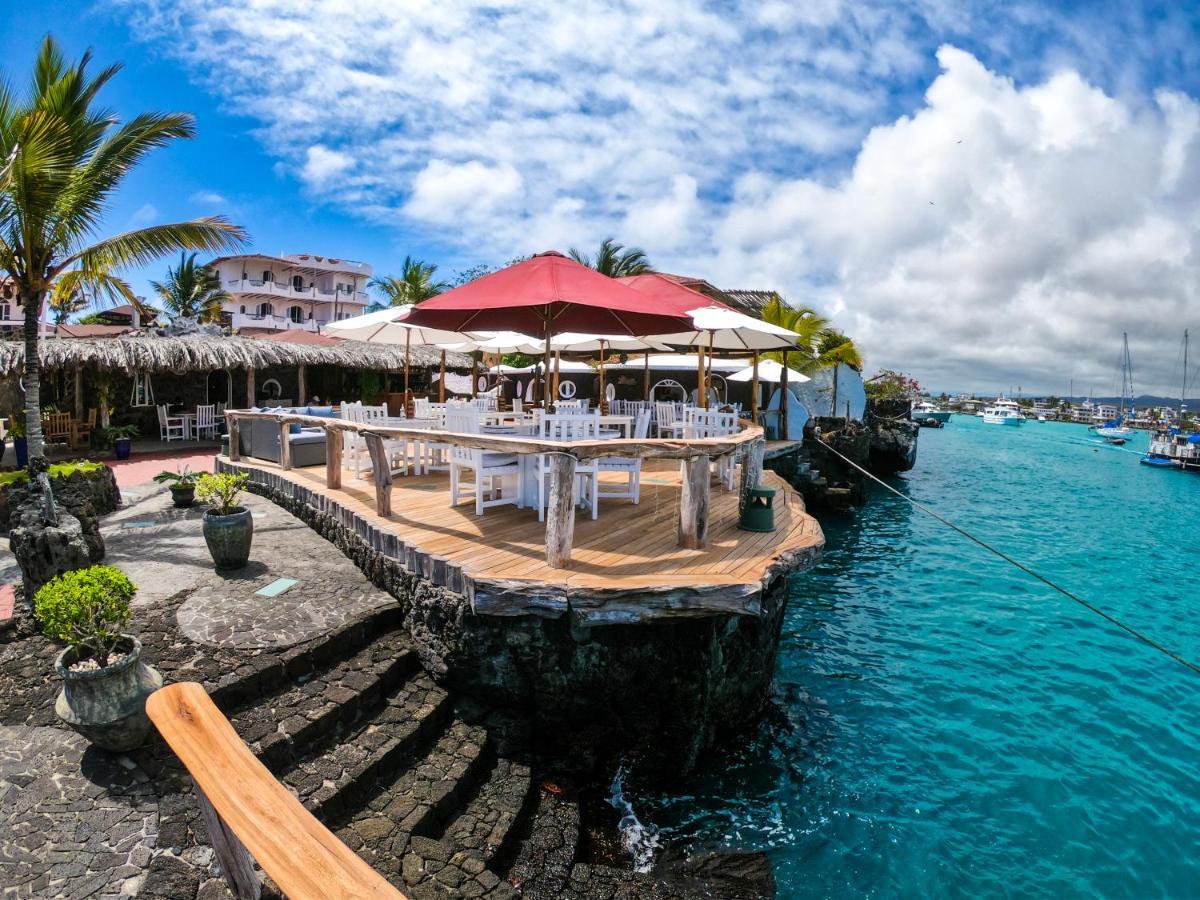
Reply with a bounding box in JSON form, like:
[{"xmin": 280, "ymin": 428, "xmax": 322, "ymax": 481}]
[
  {"xmin": 292, "ymin": 275, "xmax": 304, "ymax": 291},
  {"xmin": 0, "ymin": 304, "xmax": 10, "ymax": 320},
  {"xmin": 257, "ymin": 302, "xmax": 273, "ymax": 317},
  {"xmin": 262, "ymin": 270, "xmax": 273, "ymax": 282},
  {"xmin": 239, "ymin": 305, "xmax": 246, "ymax": 314},
  {"xmin": 288, "ymin": 305, "xmax": 303, "ymax": 323}
]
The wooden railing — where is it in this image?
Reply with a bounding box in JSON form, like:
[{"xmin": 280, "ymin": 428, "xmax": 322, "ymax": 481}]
[
  {"xmin": 146, "ymin": 682, "xmax": 404, "ymax": 900},
  {"xmin": 224, "ymin": 410, "xmax": 766, "ymax": 568}
]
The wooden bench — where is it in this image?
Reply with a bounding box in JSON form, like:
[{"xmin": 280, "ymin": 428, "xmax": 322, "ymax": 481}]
[{"xmin": 145, "ymin": 682, "xmax": 404, "ymax": 900}]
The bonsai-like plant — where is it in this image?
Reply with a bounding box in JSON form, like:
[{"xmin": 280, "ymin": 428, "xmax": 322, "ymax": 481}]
[
  {"xmin": 152, "ymin": 465, "xmax": 199, "ymax": 486},
  {"xmin": 196, "ymin": 471, "xmax": 248, "ymax": 515},
  {"xmin": 34, "ymin": 565, "xmax": 136, "ymax": 669},
  {"xmin": 8, "ymin": 415, "xmax": 26, "ymax": 439}
]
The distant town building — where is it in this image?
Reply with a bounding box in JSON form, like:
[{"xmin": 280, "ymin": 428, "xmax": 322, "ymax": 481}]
[{"xmin": 207, "ymin": 253, "xmax": 373, "ymax": 333}]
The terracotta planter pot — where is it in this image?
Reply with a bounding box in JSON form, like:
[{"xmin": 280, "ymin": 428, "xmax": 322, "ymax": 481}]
[
  {"xmin": 55, "ymin": 635, "xmax": 163, "ymax": 752},
  {"xmin": 202, "ymin": 506, "xmax": 253, "ymax": 570}
]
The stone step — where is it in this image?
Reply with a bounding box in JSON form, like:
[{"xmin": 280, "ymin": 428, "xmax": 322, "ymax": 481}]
[
  {"xmin": 504, "ymin": 786, "xmax": 581, "ymax": 899},
  {"xmin": 280, "ymin": 670, "xmax": 455, "ymax": 821},
  {"xmin": 331, "ymin": 719, "xmax": 492, "ymax": 883},
  {"xmin": 438, "ymin": 755, "xmax": 536, "ymax": 869},
  {"xmin": 231, "ymin": 629, "xmax": 419, "ymax": 772}
]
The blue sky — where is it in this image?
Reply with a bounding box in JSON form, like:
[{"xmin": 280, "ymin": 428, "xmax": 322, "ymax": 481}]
[{"xmin": 6, "ymin": 1, "xmax": 1200, "ymax": 394}]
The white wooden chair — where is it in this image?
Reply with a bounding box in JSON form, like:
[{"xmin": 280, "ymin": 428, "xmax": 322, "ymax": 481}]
[
  {"xmin": 596, "ymin": 408, "xmax": 652, "ymax": 506},
  {"xmin": 157, "ymin": 405, "xmax": 187, "ymax": 442},
  {"xmin": 654, "ymin": 401, "xmax": 683, "ymax": 438},
  {"xmin": 684, "ymin": 409, "xmax": 739, "ymax": 490},
  {"xmin": 537, "ymin": 413, "xmax": 600, "ymax": 521},
  {"xmin": 512, "ymin": 397, "xmax": 523, "ymax": 414},
  {"xmin": 556, "ymin": 400, "xmax": 587, "ymax": 416},
  {"xmin": 447, "ymin": 407, "xmax": 520, "ymax": 516},
  {"xmin": 193, "ymin": 404, "xmax": 218, "ymax": 440}
]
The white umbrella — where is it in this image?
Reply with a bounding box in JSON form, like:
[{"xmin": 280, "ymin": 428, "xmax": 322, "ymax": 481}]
[
  {"xmin": 728, "ymin": 359, "xmax": 811, "ymax": 384},
  {"xmin": 650, "ymin": 305, "xmax": 803, "ymax": 408},
  {"xmin": 324, "ymin": 305, "xmax": 475, "ymax": 398}
]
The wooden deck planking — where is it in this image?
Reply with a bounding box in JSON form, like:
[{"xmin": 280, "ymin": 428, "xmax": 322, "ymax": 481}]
[{"xmin": 234, "ymin": 458, "xmax": 822, "ymax": 591}]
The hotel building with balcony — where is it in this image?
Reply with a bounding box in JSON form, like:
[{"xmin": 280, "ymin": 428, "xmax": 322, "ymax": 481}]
[{"xmin": 208, "ymin": 253, "xmax": 373, "ymax": 333}]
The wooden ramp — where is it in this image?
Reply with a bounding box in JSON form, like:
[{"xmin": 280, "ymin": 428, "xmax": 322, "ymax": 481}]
[{"xmin": 224, "ymin": 457, "xmax": 823, "ymax": 602}]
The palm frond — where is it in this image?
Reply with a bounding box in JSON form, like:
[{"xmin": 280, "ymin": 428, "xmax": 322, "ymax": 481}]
[{"xmin": 63, "ymin": 218, "xmax": 246, "ymax": 275}]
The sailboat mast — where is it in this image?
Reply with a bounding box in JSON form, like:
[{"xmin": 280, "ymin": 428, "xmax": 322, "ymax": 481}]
[{"xmin": 1183, "ymin": 329, "xmax": 1189, "ymax": 420}]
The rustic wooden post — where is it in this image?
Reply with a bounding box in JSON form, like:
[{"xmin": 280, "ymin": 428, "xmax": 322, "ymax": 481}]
[
  {"xmin": 325, "ymin": 427, "xmax": 342, "ymax": 489},
  {"xmin": 471, "ymin": 352, "xmax": 479, "ymax": 398},
  {"xmin": 278, "ymin": 420, "xmax": 292, "ymax": 470},
  {"xmin": 642, "ymin": 352, "xmax": 650, "ymax": 401},
  {"xmin": 297, "ymin": 364, "xmax": 307, "ymax": 405},
  {"xmin": 195, "ymin": 786, "xmax": 261, "ymax": 899},
  {"xmin": 439, "ymin": 349, "xmax": 446, "ymax": 403},
  {"xmin": 227, "ymin": 416, "xmax": 240, "ymax": 461},
  {"xmin": 73, "ymin": 365, "xmax": 83, "ymax": 421},
  {"xmin": 544, "ymin": 452, "xmax": 576, "ymax": 568},
  {"xmin": 363, "ymin": 433, "xmax": 392, "ymax": 516},
  {"xmin": 678, "ymin": 454, "xmax": 710, "ymax": 549},
  {"xmin": 780, "ymin": 351, "xmax": 789, "ymax": 439},
  {"xmin": 739, "ymin": 438, "xmax": 764, "ymax": 515},
  {"xmin": 246, "ymin": 367, "xmax": 256, "ymax": 408},
  {"xmin": 697, "ymin": 347, "xmax": 707, "ymax": 409}
]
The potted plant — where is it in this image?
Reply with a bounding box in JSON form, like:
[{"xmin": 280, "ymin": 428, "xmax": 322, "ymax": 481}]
[
  {"xmin": 8, "ymin": 415, "xmax": 26, "ymax": 468},
  {"xmin": 197, "ymin": 471, "xmax": 252, "ymax": 570},
  {"xmin": 105, "ymin": 424, "xmax": 139, "ymax": 460},
  {"xmin": 153, "ymin": 465, "xmax": 199, "ymax": 508},
  {"xmin": 34, "ymin": 565, "xmax": 163, "ymax": 752}
]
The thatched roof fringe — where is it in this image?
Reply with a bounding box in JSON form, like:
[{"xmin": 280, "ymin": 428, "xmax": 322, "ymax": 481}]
[{"xmin": 0, "ymin": 335, "xmax": 472, "ymax": 376}]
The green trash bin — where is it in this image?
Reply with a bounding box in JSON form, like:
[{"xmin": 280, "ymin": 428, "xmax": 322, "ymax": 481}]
[{"xmin": 739, "ymin": 486, "xmax": 776, "ymax": 532}]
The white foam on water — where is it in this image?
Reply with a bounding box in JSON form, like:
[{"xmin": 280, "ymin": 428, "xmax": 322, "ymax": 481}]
[{"xmin": 609, "ymin": 766, "xmax": 661, "ymax": 874}]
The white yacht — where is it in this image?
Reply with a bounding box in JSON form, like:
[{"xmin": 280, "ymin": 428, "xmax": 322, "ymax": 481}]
[
  {"xmin": 982, "ymin": 398, "xmax": 1025, "ymax": 426},
  {"xmin": 912, "ymin": 400, "xmax": 952, "ymax": 424}
]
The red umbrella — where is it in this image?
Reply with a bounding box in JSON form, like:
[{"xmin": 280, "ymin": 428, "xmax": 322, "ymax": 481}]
[{"xmin": 404, "ymin": 252, "xmax": 694, "ymax": 406}]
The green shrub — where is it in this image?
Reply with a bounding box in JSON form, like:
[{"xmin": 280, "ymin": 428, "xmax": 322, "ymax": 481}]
[
  {"xmin": 153, "ymin": 465, "xmax": 198, "ymax": 486},
  {"xmin": 0, "ymin": 460, "xmax": 105, "ymax": 489},
  {"xmin": 34, "ymin": 565, "xmax": 136, "ymax": 668},
  {"xmin": 196, "ymin": 471, "xmax": 247, "ymax": 515}
]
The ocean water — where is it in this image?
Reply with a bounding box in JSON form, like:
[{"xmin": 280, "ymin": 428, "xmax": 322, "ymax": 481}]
[{"xmin": 644, "ymin": 416, "xmax": 1200, "ymax": 898}]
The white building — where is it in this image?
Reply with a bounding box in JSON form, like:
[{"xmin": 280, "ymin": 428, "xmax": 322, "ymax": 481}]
[{"xmin": 208, "ymin": 253, "xmax": 372, "ymax": 333}]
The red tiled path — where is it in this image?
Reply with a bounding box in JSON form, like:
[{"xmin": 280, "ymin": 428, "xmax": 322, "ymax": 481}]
[{"xmin": 107, "ymin": 449, "xmax": 219, "ymax": 489}]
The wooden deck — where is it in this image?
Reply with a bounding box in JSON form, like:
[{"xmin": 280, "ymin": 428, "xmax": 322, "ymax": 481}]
[{"xmin": 222, "ymin": 455, "xmax": 824, "ymax": 617}]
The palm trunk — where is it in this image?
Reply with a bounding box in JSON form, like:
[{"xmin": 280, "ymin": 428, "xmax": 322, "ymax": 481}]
[{"xmin": 22, "ymin": 287, "xmax": 46, "ymax": 469}]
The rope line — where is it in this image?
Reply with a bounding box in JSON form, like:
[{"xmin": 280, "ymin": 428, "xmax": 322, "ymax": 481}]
[{"xmin": 813, "ymin": 435, "xmax": 1200, "ymax": 677}]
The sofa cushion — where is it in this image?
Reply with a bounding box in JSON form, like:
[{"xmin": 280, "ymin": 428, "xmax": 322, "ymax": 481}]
[
  {"xmin": 288, "ymin": 430, "xmax": 327, "ymax": 446},
  {"xmin": 307, "ymin": 405, "xmax": 335, "ymax": 418},
  {"xmin": 289, "ymin": 423, "xmax": 302, "ymax": 434}
]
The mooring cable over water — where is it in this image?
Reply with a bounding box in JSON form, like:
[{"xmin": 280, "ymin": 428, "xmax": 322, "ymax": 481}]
[{"xmin": 812, "ymin": 436, "xmax": 1200, "ymax": 677}]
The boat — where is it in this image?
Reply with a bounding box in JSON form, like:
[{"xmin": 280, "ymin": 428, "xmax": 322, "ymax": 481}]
[
  {"xmin": 982, "ymin": 398, "xmax": 1025, "ymax": 426},
  {"xmin": 1090, "ymin": 333, "xmax": 1136, "ymax": 440},
  {"xmin": 1139, "ymin": 454, "xmax": 1177, "ymax": 468},
  {"xmin": 1142, "ymin": 330, "xmax": 1197, "ymax": 471},
  {"xmin": 912, "ymin": 400, "xmax": 951, "ymax": 424},
  {"xmin": 1037, "ymin": 415, "xmax": 1047, "ymax": 422}
]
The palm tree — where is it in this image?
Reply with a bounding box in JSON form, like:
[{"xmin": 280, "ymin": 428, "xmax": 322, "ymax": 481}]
[
  {"xmin": 151, "ymin": 252, "xmax": 230, "ymax": 322},
  {"xmin": 369, "ymin": 256, "xmax": 448, "ymax": 307},
  {"xmin": 568, "ymin": 238, "xmax": 652, "ymax": 277},
  {"xmin": 760, "ymin": 294, "xmax": 863, "ymax": 375},
  {"xmin": 0, "ymin": 37, "xmax": 245, "ymax": 466},
  {"xmin": 48, "ymin": 263, "xmax": 137, "ymax": 324}
]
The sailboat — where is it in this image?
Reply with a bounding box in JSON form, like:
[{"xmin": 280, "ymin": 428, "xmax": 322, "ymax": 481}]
[
  {"xmin": 1091, "ymin": 333, "xmax": 1136, "ymax": 442},
  {"xmin": 1143, "ymin": 330, "xmax": 1195, "ymax": 469}
]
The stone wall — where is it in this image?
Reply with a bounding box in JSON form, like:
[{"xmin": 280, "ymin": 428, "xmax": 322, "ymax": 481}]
[
  {"xmin": 0, "ymin": 464, "xmax": 121, "ymax": 533},
  {"xmin": 242, "ymin": 475, "xmax": 820, "ymax": 783}
]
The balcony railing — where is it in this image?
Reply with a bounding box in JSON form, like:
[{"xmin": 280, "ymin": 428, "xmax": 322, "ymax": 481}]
[
  {"xmin": 223, "ymin": 278, "xmax": 369, "ymax": 304},
  {"xmin": 230, "ymin": 312, "xmax": 321, "ymax": 333}
]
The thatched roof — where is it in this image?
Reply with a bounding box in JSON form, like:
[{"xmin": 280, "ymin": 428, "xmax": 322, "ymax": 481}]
[{"xmin": 0, "ymin": 333, "xmax": 472, "ymax": 375}]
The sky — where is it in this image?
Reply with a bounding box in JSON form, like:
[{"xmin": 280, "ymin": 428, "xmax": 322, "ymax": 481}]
[{"xmin": 5, "ymin": 0, "xmax": 1200, "ymax": 396}]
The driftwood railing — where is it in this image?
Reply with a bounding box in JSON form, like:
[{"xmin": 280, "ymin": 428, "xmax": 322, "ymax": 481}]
[
  {"xmin": 225, "ymin": 410, "xmax": 766, "ymax": 568},
  {"xmin": 145, "ymin": 682, "xmax": 404, "ymax": 900}
]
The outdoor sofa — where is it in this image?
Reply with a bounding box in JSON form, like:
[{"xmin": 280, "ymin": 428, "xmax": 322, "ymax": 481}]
[{"xmin": 238, "ymin": 406, "xmax": 338, "ymax": 468}]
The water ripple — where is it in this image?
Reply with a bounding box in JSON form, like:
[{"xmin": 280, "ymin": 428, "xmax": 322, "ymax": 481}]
[{"xmin": 645, "ymin": 420, "xmax": 1200, "ymax": 898}]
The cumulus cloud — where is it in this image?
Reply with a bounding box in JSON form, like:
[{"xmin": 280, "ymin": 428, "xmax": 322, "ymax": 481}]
[
  {"xmin": 188, "ymin": 190, "xmax": 227, "ymax": 206},
  {"xmin": 113, "ymin": 0, "xmax": 1200, "ymax": 393}
]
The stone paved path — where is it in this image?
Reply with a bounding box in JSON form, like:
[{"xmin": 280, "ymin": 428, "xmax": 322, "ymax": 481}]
[{"xmin": 0, "ymin": 726, "xmax": 159, "ymax": 899}]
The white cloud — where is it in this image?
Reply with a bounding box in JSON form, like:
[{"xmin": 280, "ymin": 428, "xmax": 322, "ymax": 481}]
[
  {"xmin": 301, "ymin": 145, "xmax": 353, "ymax": 185},
  {"xmin": 114, "ymin": 1, "xmax": 1200, "ymax": 393},
  {"xmin": 127, "ymin": 203, "xmax": 160, "ymax": 227},
  {"xmin": 188, "ymin": 190, "xmax": 227, "ymax": 206}
]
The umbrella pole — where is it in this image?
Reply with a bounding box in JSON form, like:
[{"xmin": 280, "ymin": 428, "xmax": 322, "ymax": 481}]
[
  {"xmin": 439, "ymin": 350, "xmax": 446, "ymax": 403},
  {"xmin": 554, "ymin": 351, "xmax": 561, "ymax": 402},
  {"xmin": 697, "ymin": 346, "xmax": 706, "ymax": 409},
  {"xmin": 781, "ymin": 350, "xmax": 790, "ymax": 439},
  {"xmin": 598, "ymin": 340, "xmax": 606, "ymax": 412},
  {"xmin": 707, "ymin": 336, "xmax": 714, "ymax": 406},
  {"xmin": 642, "ymin": 353, "xmax": 650, "ymax": 402},
  {"xmin": 472, "ymin": 351, "xmax": 479, "ymax": 398},
  {"xmin": 543, "ymin": 312, "xmax": 553, "ymax": 409},
  {"xmin": 404, "ymin": 330, "xmax": 411, "ymax": 409},
  {"xmin": 751, "ymin": 351, "xmax": 759, "ymax": 421}
]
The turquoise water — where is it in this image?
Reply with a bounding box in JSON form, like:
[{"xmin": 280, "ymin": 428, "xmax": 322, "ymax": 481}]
[{"xmin": 647, "ymin": 417, "xmax": 1200, "ymax": 898}]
